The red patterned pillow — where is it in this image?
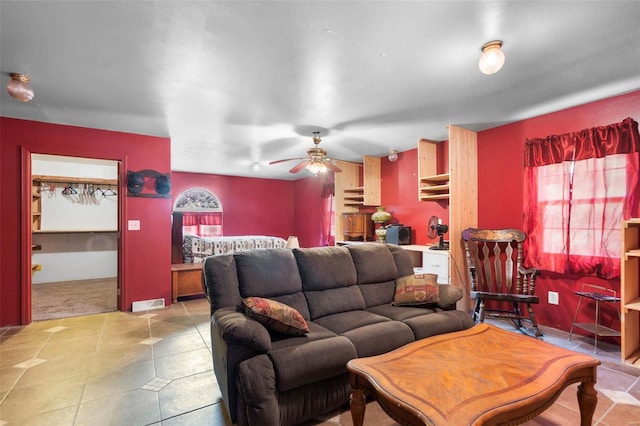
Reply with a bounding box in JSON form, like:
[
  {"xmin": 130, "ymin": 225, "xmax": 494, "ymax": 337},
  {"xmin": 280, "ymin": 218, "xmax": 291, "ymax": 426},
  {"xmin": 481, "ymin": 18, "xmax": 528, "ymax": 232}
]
[
  {"xmin": 393, "ymin": 273, "xmax": 440, "ymax": 306},
  {"xmin": 242, "ymin": 297, "xmax": 309, "ymax": 336}
]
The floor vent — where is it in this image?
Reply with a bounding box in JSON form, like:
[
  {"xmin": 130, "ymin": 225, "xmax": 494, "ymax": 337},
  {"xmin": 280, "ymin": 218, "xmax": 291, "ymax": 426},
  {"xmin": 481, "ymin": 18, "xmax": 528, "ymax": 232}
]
[{"xmin": 132, "ymin": 298, "xmax": 165, "ymax": 312}]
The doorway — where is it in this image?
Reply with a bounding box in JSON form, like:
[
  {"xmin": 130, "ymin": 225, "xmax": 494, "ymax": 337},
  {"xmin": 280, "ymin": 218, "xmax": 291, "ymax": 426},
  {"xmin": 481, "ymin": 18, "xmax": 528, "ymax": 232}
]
[{"xmin": 30, "ymin": 154, "xmax": 120, "ymax": 321}]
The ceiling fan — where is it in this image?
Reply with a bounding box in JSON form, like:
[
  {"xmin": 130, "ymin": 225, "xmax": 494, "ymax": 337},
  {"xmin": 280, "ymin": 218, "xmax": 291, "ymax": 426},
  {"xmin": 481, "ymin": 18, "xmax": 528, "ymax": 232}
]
[{"xmin": 269, "ymin": 132, "xmax": 342, "ymax": 174}]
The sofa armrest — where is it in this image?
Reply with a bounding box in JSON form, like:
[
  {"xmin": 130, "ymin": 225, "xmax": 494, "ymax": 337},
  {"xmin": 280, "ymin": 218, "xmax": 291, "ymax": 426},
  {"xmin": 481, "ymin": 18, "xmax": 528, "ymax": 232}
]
[
  {"xmin": 214, "ymin": 307, "xmax": 272, "ymax": 353},
  {"xmin": 437, "ymin": 284, "xmax": 463, "ymax": 310}
]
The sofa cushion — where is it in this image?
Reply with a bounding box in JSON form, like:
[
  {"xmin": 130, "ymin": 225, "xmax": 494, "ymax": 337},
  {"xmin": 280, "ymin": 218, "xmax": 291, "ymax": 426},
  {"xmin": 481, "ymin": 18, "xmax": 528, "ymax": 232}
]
[
  {"xmin": 304, "ymin": 286, "xmax": 366, "ymax": 320},
  {"xmin": 388, "ymin": 245, "xmax": 416, "ymax": 276},
  {"xmin": 243, "ymin": 297, "xmax": 309, "ymax": 336},
  {"xmin": 270, "ymin": 322, "xmax": 338, "ymax": 350},
  {"xmin": 357, "ymin": 280, "xmax": 397, "ymax": 308},
  {"xmin": 341, "ymin": 321, "xmax": 415, "ymax": 357},
  {"xmin": 294, "ymin": 246, "xmax": 357, "ymax": 290},
  {"xmin": 236, "ymin": 249, "xmax": 303, "ymax": 297},
  {"xmin": 393, "ymin": 273, "xmax": 440, "ymax": 306},
  {"xmin": 367, "ymin": 304, "xmax": 439, "ymax": 321},
  {"xmin": 403, "ymin": 310, "xmax": 474, "ymax": 340},
  {"xmin": 268, "ymin": 336, "xmax": 357, "ymax": 392},
  {"xmin": 313, "ymin": 310, "xmax": 390, "ymax": 335},
  {"xmin": 347, "ymin": 244, "xmax": 398, "ymax": 284}
]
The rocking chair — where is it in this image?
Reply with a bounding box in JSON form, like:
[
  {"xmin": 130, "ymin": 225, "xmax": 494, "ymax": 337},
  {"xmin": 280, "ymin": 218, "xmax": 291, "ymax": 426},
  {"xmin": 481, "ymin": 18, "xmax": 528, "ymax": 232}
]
[{"xmin": 462, "ymin": 228, "xmax": 542, "ymax": 337}]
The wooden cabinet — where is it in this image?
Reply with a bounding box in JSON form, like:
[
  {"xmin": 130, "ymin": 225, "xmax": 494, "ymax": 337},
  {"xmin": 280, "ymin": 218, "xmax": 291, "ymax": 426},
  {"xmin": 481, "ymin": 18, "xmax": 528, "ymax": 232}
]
[
  {"xmin": 418, "ymin": 139, "xmax": 449, "ymax": 201},
  {"xmin": 621, "ymin": 218, "xmax": 640, "ymax": 367},
  {"xmin": 342, "ymin": 212, "xmax": 373, "ymax": 241},
  {"xmin": 334, "ymin": 156, "xmax": 381, "ymax": 241}
]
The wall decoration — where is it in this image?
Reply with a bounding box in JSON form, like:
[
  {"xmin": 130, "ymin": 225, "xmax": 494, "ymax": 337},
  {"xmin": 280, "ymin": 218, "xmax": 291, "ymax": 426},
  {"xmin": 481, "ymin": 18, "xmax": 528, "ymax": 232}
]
[{"xmin": 127, "ymin": 170, "xmax": 171, "ymax": 198}]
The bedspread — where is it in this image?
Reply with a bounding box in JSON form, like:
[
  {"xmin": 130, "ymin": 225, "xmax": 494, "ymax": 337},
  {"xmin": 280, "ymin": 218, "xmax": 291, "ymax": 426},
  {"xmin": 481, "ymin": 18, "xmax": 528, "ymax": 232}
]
[{"xmin": 184, "ymin": 234, "xmax": 287, "ymax": 263}]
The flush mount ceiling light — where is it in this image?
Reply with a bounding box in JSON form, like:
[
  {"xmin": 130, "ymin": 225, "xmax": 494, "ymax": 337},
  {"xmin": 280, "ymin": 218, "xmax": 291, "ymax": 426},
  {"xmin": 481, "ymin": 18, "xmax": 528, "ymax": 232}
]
[
  {"xmin": 478, "ymin": 40, "xmax": 505, "ymax": 75},
  {"xmin": 251, "ymin": 162, "xmax": 261, "ymax": 172},
  {"xmin": 7, "ymin": 73, "xmax": 34, "ymax": 102},
  {"xmin": 388, "ymin": 150, "xmax": 398, "ymax": 162}
]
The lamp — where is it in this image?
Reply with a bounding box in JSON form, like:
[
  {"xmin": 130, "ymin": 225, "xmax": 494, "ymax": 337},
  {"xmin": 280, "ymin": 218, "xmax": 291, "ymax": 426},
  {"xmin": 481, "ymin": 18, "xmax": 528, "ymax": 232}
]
[
  {"xmin": 7, "ymin": 73, "xmax": 34, "ymax": 102},
  {"xmin": 478, "ymin": 40, "xmax": 505, "ymax": 75},
  {"xmin": 306, "ymin": 161, "xmax": 327, "ymax": 175},
  {"xmin": 388, "ymin": 150, "xmax": 398, "ymax": 162},
  {"xmin": 286, "ymin": 236, "xmax": 300, "ymax": 249}
]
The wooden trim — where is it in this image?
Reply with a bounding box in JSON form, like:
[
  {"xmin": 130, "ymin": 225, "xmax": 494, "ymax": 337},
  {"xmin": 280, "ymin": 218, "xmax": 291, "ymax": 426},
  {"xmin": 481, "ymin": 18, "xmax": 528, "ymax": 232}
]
[
  {"xmin": 448, "ymin": 125, "xmax": 478, "ymax": 311},
  {"xmin": 21, "ymin": 147, "xmax": 33, "ymax": 325},
  {"xmin": 171, "ymin": 212, "xmax": 184, "ymax": 264},
  {"xmin": 32, "ymin": 174, "xmax": 118, "ymax": 185}
]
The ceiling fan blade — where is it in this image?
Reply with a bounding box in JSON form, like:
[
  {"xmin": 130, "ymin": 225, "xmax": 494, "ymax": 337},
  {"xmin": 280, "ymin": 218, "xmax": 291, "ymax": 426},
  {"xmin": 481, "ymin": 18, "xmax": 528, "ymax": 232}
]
[
  {"xmin": 289, "ymin": 161, "xmax": 310, "ymax": 173},
  {"xmin": 323, "ymin": 161, "xmax": 342, "ymax": 172},
  {"xmin": 269, "ymin": 157, "xmax": 306, "ymax": 165}
]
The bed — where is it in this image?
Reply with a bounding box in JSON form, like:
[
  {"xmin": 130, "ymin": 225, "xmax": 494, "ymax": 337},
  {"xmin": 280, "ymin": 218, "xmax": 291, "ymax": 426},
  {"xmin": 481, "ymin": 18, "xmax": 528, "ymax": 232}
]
[{"xmin": 183, "ymin": 234, "xmax": 287, "ymax": 263}]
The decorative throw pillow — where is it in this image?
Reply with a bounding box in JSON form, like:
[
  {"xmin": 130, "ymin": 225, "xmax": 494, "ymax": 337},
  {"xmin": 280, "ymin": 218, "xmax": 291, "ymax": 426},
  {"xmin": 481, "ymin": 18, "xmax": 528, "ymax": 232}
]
[
  {"xmin": 393, "ymin": 273, "xmax": 440, "ymax": 306},
  {"xmin": 242, "ymin": 297, "xmax": 310, "ymax": 336}
]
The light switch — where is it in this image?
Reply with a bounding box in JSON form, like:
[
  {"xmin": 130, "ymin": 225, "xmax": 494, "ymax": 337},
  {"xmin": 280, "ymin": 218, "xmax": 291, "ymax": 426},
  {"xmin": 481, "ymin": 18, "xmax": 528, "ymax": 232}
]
[{"xmin": 128, "ymin": 220, "xmax": 140, "ymax": 231}]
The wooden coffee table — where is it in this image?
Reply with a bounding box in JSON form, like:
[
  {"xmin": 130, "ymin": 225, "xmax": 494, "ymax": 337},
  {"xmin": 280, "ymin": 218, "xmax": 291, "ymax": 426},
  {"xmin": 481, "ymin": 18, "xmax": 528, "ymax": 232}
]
[{"xmin": 347, "ymin": 323, "xmax": 600, "ymax": 425}]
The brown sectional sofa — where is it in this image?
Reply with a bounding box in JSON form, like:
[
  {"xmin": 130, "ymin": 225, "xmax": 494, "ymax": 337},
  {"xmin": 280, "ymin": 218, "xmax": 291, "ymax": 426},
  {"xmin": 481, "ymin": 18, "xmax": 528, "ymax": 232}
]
[{"xmin": 202, "ymin": 243, "xmax": 474, "ymax": 425}]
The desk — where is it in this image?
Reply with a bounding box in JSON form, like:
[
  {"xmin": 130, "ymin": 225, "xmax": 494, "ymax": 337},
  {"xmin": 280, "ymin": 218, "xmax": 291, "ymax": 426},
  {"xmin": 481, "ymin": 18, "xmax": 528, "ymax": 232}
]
[{"xmin": 171, "ymin": 263, "xmax": 203, "ymax": 302}]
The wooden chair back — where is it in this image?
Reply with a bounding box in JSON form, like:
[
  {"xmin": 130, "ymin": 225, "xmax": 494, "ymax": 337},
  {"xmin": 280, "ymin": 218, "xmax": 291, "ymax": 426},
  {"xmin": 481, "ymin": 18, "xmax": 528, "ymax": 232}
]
[{"xmin": 462, "ymin": 228, "xmax": 534, "ymax": 296}]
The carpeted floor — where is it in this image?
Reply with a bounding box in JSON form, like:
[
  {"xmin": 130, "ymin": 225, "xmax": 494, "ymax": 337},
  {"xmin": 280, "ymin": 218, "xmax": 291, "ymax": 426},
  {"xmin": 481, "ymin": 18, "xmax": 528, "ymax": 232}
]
[{"xmin": 31, "ymin": 277, "xmax": 117, "ymax": 321}]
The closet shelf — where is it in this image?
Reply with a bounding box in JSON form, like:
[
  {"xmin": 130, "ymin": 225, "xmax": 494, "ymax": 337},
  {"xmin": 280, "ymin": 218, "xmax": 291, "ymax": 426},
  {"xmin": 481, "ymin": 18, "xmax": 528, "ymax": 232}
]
[
  {"xmin": 33, "ymin": 229, "xmax": 118, "ymax": 234},
  {"xmin": 32, "ymin": 175, "xmax": 118, "ymax": 185}
]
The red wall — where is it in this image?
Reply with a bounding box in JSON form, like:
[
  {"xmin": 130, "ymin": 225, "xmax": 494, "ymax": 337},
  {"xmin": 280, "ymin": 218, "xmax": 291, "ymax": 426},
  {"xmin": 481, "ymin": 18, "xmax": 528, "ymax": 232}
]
[
  {"xmin": 476, "ymin": 90, "xmax": 640, "ymax": 335},
  {"xmin": 1, "ymin": 118, "xmax": 172, "ymax": 326},
  {"xmin": 379, "ymin": 148, "xmax": 448, "ymax": 246},
  {"xmin": 292, "ymin": 174, "xmax": 330, "ymax": 248},
  {"xmin": 172, "ymin": 172, "xmax": 295, "ymax": 239}
]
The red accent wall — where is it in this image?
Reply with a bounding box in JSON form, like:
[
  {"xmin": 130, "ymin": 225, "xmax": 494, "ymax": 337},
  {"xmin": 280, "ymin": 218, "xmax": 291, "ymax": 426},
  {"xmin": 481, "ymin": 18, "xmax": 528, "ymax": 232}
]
[
  {"xmin": 1, "ymin": 118, "xmax": 171, "ymax": 326},
  {"xmin": 292, "ymin": 175, "xmax": 330, "ymax": 248},
  {"xmin": 379, "ymin": 149, "xmax": 448, "ymax": 246},
  {"xmin": 476, "ymin": 89, "xmax": 640, "ymax": 335},
  {"xmin": 171, "ymin": 172, "xmax": 295, "ymax": 240}
]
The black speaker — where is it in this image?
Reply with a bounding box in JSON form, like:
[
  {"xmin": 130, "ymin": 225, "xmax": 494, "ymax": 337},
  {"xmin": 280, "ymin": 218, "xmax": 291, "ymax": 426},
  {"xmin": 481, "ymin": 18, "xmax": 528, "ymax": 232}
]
[{"xmin": 386, "ymin": 225, "xmax": 411, "ymax": 245}]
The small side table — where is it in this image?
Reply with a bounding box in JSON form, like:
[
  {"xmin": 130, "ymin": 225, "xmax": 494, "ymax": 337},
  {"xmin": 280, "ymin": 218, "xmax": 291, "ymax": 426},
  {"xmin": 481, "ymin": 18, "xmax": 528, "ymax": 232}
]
[{"xmin": 568, "ymin": 283, "xmax": 621, "ymax": 353}]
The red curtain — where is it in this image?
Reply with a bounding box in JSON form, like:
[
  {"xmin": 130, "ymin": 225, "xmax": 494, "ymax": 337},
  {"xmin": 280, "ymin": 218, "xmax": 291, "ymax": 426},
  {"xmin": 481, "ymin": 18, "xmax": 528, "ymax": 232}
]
[
  {"xmin": 182, "ymin": 212, "xmax": 223, "ymax": 236},
  {"xmin": 523, "ymin": 117, "xmax": 640, "ymax": 278},
  {"xmin": 320, "ymin": 183, "xmax": 335, "ymax": 246}
]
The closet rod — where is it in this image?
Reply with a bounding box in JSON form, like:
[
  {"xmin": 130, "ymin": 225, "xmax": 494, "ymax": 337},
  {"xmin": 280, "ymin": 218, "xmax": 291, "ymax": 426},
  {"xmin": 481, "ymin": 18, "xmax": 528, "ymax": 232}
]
[{"xmin": 32, "ymin": 175, "xmax": 118, "ymax": 185}]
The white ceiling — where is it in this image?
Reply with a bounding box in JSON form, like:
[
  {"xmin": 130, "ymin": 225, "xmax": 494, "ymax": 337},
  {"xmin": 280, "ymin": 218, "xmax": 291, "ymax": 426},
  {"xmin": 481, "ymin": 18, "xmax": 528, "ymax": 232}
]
[{"xmin": 1, "ymin": 1, "xmax": 639, "ymax": 180}]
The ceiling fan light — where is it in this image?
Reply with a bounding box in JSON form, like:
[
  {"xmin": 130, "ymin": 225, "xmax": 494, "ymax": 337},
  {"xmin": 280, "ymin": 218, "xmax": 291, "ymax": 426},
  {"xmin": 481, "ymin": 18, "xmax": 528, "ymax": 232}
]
[
  {"xmin": 7, "ymin": 73, "xmax": 34, "ymax": 102},
  {"xmin": 478, "ymin": 41, "xmax": 505, "ymax": 75},
  {"xmin": 306, "ymin": 162, "xmax": 327, "ymax": 175},
  {"xmin": 388, "ymin": 149, "xmax": 398, "ymax": 162}
]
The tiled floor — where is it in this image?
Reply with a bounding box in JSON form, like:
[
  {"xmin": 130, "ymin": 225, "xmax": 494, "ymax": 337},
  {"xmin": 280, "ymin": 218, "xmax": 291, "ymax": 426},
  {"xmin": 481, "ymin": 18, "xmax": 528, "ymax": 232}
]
[{"xmin": 2, "ymin": 299, "xmax": 640, "ymax": 425}]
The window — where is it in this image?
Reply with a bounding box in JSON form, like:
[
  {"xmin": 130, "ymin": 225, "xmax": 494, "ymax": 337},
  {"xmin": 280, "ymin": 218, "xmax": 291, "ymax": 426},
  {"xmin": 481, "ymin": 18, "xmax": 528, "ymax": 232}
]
[
  {"xmin": 174, "ymin": 188, "xmax": 223, "ymax": 237},
  {"xmin": 523, "ymin": 118, "xmax": 640, "ymax": 278}
]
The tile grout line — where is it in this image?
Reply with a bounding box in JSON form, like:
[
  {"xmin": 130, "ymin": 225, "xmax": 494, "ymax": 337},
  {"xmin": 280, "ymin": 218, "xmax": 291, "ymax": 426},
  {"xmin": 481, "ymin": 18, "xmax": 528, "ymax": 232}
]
[{"xmin": 71, "ymin": 313, "xmax": 108, "ymax": 425}]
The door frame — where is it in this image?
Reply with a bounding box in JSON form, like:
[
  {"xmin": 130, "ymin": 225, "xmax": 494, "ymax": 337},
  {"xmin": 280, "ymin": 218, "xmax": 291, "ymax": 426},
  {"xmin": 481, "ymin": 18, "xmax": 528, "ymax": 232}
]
[{"xmin": 21, "ymin": 148, "xmax": 126, "ymax": 324}]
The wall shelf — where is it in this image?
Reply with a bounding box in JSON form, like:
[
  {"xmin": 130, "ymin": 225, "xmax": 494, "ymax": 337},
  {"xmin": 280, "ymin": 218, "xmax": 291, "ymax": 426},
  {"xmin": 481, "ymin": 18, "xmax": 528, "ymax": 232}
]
[
  {"xmin": 622, "ymin": 218, "xmax": 640, "ymax": 368},
  {"xmin": 32, "ymin": 175, "xmax": 118, "ymax": 185}
]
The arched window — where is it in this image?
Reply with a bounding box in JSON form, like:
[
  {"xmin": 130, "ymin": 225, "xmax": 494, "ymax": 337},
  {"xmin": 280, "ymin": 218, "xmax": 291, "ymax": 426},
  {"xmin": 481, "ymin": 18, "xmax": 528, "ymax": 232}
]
[{"xmin": 173, "ymin": 188, "xmax": 223, "ymax": 237}]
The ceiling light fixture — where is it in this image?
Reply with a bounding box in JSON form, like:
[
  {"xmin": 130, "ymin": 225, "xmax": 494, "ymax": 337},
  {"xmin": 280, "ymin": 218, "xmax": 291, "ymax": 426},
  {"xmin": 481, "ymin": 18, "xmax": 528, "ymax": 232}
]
[
  {"xmin": 478, "ymin": 40, "xmax": 505, "ymax": 75},
  {"xmin": 388, "ymin": 150, "xmax": 398, "ymax": 162},
  {"xmin": 7, "ymin": 73, "xmax": 34, "ymax": 102},
  {"xmin": 306, "ymin": 160, "xmax": 328, "ymax": 175},
  {"xmin": 251, "ymin": 162, "xmax": 261, "ymax": 172}
]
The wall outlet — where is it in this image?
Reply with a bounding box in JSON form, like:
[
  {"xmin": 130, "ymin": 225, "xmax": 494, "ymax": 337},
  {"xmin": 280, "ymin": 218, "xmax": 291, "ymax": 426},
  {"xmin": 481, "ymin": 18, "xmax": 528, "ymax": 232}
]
[{"xmin": 548, "ymin": 291, "xmax": 559, "ymax": 305}]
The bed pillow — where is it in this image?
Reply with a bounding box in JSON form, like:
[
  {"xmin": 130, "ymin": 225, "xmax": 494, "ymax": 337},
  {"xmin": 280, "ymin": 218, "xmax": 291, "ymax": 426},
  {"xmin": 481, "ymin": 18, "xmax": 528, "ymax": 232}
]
[
  {"xmin": 242, "ymin": 297, "xmax": 309, "ymax": 336},
  {"xmin": 393, "ymin": 273, "xmax": 440, "ymax": 306}
]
